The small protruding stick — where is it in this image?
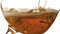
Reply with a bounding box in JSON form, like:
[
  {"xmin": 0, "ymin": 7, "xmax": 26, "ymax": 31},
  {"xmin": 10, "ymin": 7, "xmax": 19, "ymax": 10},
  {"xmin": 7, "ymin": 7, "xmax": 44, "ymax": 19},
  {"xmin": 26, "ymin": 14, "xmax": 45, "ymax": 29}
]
[
  {"xmin": 38, "ymin": 0, "xmax": 47, "ymax": 13},
  {"xmin": 38, "ymin": 0, "xmax": 40, "ymax": 9},
  {"xmin": 44, "ymin": 0, "xmax": 47, "ymax": 8}
]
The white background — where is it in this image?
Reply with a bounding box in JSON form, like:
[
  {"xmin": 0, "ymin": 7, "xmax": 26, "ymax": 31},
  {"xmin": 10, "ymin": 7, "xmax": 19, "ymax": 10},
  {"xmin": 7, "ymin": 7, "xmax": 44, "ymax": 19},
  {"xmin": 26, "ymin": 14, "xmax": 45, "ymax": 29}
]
[
  {"xmin": 0, "ymin": 0, "xmax": 60, "ymax": 34},
  {"xmin": 2, "ymin": 0, "xmax": 60, "ymax": 10}
]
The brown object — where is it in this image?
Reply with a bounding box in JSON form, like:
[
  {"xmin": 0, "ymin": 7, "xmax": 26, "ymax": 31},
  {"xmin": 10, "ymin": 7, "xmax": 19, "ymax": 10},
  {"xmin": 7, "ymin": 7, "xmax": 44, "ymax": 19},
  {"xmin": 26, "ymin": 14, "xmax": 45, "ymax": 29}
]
[
  {"xmin": 5, "ymin": 12, "xmax": 57, "ymax": 34},
  {"xmin": 4, "ymin": 8, "xmax": 58, "ymax": 34}
]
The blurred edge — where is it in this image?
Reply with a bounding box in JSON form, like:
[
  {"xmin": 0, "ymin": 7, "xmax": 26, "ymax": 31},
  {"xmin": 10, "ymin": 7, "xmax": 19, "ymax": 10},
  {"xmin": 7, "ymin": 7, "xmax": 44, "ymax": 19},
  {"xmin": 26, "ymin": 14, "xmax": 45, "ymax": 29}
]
[{"xmin": 0, "ymin": 0, "xmax": 8, "ymax": 34}]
